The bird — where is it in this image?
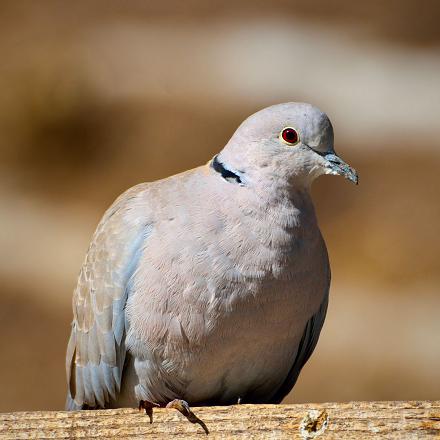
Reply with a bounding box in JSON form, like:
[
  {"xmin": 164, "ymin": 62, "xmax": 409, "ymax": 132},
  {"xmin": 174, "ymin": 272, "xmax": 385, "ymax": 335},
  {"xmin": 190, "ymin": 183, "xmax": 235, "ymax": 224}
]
[{"xmin": 65, "ymin": 102, "xmax": 357, "ymax": 427}]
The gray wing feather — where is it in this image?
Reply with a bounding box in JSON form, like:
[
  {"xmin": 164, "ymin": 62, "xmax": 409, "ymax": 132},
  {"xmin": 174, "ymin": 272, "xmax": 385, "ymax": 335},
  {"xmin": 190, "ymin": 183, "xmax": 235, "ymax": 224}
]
[
  {"xmin": 66, "ymin": 185, "xmax": 151, "ymax": 409},
  {"xmin": 269, "ymin": 292, "xmax": 329, "ymax": 404}
]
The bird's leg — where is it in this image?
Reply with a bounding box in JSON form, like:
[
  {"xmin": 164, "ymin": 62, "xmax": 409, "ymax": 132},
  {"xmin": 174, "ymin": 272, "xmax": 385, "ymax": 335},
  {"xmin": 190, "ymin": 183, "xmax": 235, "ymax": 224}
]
[
  {"xmin": 138, "ymin": 399, "xmax": 160, "ymax": 423},
  {"xmin": 166, "ymin": 399, "xmax": 209, "ymax": 435}
]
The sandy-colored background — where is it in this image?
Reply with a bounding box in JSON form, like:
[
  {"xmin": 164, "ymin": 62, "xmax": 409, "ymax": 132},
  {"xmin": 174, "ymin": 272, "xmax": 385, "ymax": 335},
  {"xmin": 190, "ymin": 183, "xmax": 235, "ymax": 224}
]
[{"xmin": 0, "ymin": 1, "xmax": 439, "ymax": 412}]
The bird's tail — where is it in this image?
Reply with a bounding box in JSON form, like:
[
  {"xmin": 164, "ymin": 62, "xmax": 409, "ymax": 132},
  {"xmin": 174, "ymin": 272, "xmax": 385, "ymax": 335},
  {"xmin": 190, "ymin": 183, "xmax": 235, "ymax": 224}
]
[{"xmin": 65, "ymin": 393, "xmax": 82, "ymax": 411}]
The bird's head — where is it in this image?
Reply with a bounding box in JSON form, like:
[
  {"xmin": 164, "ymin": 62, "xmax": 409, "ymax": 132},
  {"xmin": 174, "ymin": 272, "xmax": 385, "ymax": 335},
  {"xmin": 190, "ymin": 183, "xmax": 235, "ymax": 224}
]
[{"xmin": 216, "ymin": 102, "xmax": 358, "ymax": 189}]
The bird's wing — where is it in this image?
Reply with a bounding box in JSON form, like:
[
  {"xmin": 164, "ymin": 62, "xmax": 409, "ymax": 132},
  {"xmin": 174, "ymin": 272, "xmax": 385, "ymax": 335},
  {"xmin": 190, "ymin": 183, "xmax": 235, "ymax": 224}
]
[
  {"xmin": 66, "ymin": 184, "xmax": 152, "ymax": 409},
  {"xmin": 269, "ymin": 291, "xmax": 329, "ymax": 404}
]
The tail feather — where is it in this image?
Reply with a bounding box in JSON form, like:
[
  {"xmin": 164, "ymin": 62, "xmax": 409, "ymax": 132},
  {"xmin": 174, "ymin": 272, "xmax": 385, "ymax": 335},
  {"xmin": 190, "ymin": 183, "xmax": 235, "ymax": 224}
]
[{"xmin": 65, "ymin": 393, "xmax": 82, "ymax": 411}]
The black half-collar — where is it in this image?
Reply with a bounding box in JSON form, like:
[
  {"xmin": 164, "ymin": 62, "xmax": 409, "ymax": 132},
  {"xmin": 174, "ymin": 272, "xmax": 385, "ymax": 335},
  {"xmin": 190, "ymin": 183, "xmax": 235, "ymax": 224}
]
[{"xmin": 210, "ymin": 155, "xmax": 244, "ymax": 185}]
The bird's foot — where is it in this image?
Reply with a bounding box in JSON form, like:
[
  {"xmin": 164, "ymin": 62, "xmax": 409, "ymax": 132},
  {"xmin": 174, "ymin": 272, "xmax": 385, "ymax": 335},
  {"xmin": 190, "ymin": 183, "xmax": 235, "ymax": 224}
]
[
  {"xmin": 166, "ymin": 399, "xmax": 209, "ymax": 435},
  {"xmin": 138, "ymin": 399, "xmax": 160, "ymax": 423}
]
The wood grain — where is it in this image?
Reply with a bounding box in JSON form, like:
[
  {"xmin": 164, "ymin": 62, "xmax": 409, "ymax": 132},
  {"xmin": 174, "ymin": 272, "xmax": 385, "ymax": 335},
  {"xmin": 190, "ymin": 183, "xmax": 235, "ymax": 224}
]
[{"xmin": 1, "ymin": 401, "xmax": 439, "ymax": 439}]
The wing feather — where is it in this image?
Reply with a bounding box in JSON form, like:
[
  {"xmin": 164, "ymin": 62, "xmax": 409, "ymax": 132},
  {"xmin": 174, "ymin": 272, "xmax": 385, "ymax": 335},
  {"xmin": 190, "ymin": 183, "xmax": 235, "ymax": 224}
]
[
  {"xmin": 270, "ymin": 292, "xmax": 329, "ymax": 404},
  {"xmin": 66, "ymin": 185, "xmax": 151, "ymax": 409}
]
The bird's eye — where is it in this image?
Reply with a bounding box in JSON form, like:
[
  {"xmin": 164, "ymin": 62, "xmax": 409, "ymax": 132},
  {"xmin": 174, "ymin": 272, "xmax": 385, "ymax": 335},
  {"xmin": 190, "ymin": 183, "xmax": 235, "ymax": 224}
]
[{"xmin": 280, "ymin": 127, "xmax": 300, "ymax": 146}]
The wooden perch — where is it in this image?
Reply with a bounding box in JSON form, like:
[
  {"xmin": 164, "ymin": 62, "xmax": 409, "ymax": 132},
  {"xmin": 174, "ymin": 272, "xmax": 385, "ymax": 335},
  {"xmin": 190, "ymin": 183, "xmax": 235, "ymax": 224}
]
[{"xmin": 1, "ymin": 401, "xmax": 439, "ymax": 439}]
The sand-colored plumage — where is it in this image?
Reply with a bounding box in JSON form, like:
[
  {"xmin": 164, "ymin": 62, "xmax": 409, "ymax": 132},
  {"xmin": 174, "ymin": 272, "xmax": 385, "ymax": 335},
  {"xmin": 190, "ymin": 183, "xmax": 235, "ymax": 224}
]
[{"xmin": 66, "ymin": 102, "xmax": 357, "ymax": 410}]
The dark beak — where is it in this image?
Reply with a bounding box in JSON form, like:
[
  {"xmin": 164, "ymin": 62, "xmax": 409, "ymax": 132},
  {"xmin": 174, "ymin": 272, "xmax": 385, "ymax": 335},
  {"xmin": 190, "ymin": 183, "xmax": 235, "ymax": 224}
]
[{"xmin": 324, "ymin": 153, "xmax": 358, "ymax": 185}]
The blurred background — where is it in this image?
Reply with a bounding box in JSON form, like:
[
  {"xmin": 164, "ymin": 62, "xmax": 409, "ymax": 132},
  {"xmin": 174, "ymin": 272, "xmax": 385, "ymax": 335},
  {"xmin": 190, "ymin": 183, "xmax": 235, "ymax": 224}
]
[{"xmin": 0, "ymin": 1, "xmax": 439, "ymax": 412}]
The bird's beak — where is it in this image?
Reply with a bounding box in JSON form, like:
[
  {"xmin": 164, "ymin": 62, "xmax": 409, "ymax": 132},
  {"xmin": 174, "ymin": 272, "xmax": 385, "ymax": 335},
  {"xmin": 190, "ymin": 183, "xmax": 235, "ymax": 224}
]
[{"xmin": 324, "ymin": 153, "xmax": 358, "ymax": 184}]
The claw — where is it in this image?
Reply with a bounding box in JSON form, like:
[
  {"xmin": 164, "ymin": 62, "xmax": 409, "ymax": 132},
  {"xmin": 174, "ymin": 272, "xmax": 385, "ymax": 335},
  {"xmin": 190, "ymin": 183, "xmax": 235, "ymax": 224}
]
[
  {"xmin": 166, "ymin": 399, "xmax": 209, "ymax": 434},
  {"xmin": 138, "ymin": 399, "xmax": 160, "ymax": 424}
]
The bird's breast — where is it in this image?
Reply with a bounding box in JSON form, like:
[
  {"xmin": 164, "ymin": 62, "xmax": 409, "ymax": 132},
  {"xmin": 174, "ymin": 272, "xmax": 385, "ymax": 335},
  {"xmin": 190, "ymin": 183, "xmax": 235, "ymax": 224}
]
[{"xmin": 125, "ymin": 190, "xmax": 329, "ymax": 403}]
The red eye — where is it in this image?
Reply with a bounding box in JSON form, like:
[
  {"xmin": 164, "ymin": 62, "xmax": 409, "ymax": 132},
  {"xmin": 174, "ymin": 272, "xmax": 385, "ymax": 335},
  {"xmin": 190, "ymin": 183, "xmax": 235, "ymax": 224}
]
[{"xmin": 281, "ymin": 127, "xmax": 299, "ymax": 145}]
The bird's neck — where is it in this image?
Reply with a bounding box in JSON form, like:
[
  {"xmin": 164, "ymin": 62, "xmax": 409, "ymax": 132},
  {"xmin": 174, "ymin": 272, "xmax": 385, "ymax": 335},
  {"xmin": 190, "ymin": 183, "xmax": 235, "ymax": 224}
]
[
  {"xmin": 209, "ymin": 156, "xmax": 317, "ymax": 232},
  {"xmin": 211, "ymin": 154, "xmax": 314, "ymax": 210}
]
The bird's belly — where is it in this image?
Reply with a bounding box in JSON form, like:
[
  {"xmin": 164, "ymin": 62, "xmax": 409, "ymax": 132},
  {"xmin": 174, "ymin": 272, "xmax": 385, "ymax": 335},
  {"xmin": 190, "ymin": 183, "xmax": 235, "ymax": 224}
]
[
  {"xmin": 120, "ymin": 280, "xmax": 314, "ymax": 407},
  {"xmin": 125, "ymin": 222, "xmax": 328, "ymax": 405},
  {"xmin": 182, "ymin": 283, "xmax": 311, "ymax": 404},
  {"xmin": 180, "ymin": 244, "xmax": 327, "ymax": 403}
]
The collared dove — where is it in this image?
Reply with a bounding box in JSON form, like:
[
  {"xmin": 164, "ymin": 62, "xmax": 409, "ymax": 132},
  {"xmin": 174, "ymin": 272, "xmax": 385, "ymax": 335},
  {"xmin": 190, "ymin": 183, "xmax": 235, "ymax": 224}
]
[{"xmin": 66, "ymin": 102, "xmax": 357, "ymax": 421}]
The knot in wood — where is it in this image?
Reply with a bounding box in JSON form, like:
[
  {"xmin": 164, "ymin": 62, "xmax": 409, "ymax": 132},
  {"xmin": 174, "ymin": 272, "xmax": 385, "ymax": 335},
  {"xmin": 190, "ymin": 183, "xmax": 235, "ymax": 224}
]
[{"xmin": 300, "ymin": 409, "xmax": 329, "ymax": 439}]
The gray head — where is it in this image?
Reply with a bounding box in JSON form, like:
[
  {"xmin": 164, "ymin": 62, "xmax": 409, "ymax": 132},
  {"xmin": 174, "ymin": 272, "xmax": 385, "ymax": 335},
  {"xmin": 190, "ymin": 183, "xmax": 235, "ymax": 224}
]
[{"xmin": 215, "ymin": 102, "xmax": 357, "ymax": 188}]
